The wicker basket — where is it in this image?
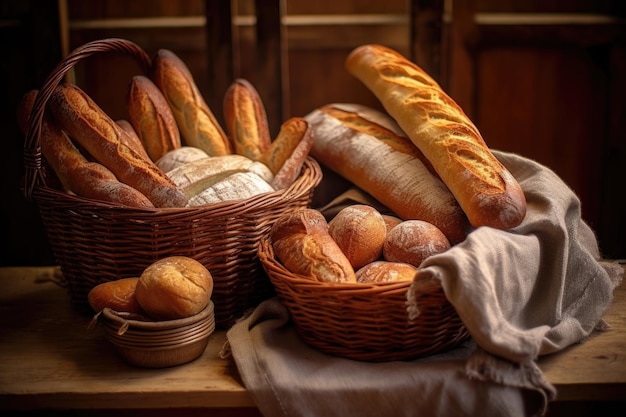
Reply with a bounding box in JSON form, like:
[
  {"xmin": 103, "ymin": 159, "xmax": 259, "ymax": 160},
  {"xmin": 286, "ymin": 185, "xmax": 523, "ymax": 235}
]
[
  {"xmin": 22, "ymin": 38, "xmax": 322, "ymax": 327},
  {"xmin": 258, "ymin": 236, "xmax": 470, "ymax": 361}
]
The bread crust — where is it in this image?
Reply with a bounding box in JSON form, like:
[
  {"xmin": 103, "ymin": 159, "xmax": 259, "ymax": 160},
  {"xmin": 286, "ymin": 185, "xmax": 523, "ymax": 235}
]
[
  {"xmin": 356, "ymin": 261, "xmax": 417, "ymax": 283},
  {"xmin": 383, "ymin": 220, "xmax": 451, "ymax": 267},
  {"xmin": 345, "ymin": 44, "xmax": 526, "ymax": 230},
  {"xmin": 88, "ymin": 277, "xmax": 143, "ymax": 314}
]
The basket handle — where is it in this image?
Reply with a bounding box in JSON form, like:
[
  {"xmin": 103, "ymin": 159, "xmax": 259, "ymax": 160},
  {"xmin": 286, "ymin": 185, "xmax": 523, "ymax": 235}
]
[{"xmin": 23, "ymin": 38, "xmax": 152, "ymax": 201}]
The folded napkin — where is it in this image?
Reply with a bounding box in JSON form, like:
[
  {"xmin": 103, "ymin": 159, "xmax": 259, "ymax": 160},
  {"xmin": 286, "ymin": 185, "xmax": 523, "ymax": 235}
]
[{"xmin": 226, "ymin": 151, "xmax": 623, "ymax": 417}]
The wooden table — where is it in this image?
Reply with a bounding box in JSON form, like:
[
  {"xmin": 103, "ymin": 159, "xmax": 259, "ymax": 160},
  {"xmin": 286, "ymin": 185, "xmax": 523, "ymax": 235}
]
[{"xmin": 0, "ymin": 265, "xmax": 624, "ymax": 416}]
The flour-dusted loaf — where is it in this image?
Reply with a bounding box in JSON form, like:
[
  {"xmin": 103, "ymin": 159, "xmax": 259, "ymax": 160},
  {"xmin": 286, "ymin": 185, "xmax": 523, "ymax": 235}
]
[
  {"xmin": 127, "ymin": 75, "xmax": 181, "ymax": 161},
  {"xmin": 156, "ymin": 146, "xmax": 210, "ymax": 173},
  {"xmin": 345, "ymin": 44, "xmax": 526, "ymax": 230},
  {"xmin": 186, "ymin": 171, "xmax": 275, "ymax": 206},
  {"xmin": 328, "ymin": 204, "xmax": 387, "ymax": 269},
  {"xmin": 271, "ymin": 209, "xmax": 357, "ymax": 283},
  {"xmin": 383, "ymin": 220, "xmax": 451, "ymax": 267},
  {"xmin": 355, "ymin": 261, "xmax": 417, "ymax": 283},
  {"xmin": 151, "ymin": 49, "xmax": 231, "ymax": 156},
  {"xmin": 48, "ymin": 83, "xmax": 187, "ymax": 208},
  {"xmin": 17, "ymin": 90, "xmax": 155, "ymax": 208},
  {"xmin": 223, "ymin": 78, "xmax": 272, "ymax": 160},
  {"xmin": 305, "ymin": 102, "xmax": 470, "ymax": 244}
]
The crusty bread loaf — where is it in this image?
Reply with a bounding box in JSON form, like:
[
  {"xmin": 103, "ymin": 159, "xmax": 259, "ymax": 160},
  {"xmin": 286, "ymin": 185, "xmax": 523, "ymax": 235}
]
[
  {"xmin": 345, "ymin": 44, "xmax": 527, "ymax": 230},
  {"xmin": 88, "ymin": 277, "xmax": 143, "ymax": 314},
  {"xmin": 127, "ymin": 75, "xmax": 181, "ymax": 161},
  {"xmin": 328, "ymin": 204, "xmax": 387, "ymax": 269},
  {"xmin": 48, "ymin": 83, "xmax": 187, "ymax": 208},
  {"xmin": 383, "ymin": 220, "xmax": 451, "ymax": 267},
  {"xmin": 17, "ymin": 90, "xmax": 155, "ymax": 208},
  {"xmin": 269, "ymin": 118, "xmax": 315, "ymax": 190},
  {"xmin": 223, "ymin": 78, "xmax": 272, "ymax": 160},
  {"xmin": 381, "ymin": 214, "xmax": 403, "ymax": 233},
  {"xmin": 116, "ymin": 119, "xmax": 152, "ymax": 162},
  {"xmin": 356, "ymin": 261, "xmax": 417, "ymax": 283},
  {"xmin": 305, "ymin": 102, "xmax": 470, "ymax": 244},
  {"xmin": 151, "ymin": 49, "xmax": 231, "ymax": 156},
  {"xmin": 271, "ymin": 209, "xmax": 357, "ymax": 283},
  {"xmin": 135, "ymin": 256, "xmax": 214, "ymax": 320},
  {"xmin": 187, "ymin": 171, "xmax": 274, "ymax": 206},
  {"xmin": 156, "ymin": 146, "xmax": 210, "ymax": 173}
]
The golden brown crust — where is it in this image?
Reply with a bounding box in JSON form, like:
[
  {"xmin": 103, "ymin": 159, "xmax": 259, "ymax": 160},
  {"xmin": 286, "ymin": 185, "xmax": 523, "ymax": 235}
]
[
  {"xmin": 48, "ymin": 83, "xmax": 187, "ymax": 208},
  {"xmin": 305, "ymin": 103, "xmax": 470, "ymax": 244},
  {"xmin": 127, "ymin": 75, "xmax": 181, "ymax": 161},
  {"xmin": 88, "ymin": 277, "xmax": 143, "ymax": 314},
  {"xmin": 223, "ymin": 78, "xmax": 272, "ymax": 160},
  {"xmin": 18, "ymin": 90, "xmax": 155, "ymax": 208},
  {"xmin": 151, "ymin": 49, "xmax": 231, "ymax": 156},
  {"xmin": 269, "ymin": 118, "xmax": 314, "ymax": 190},
  {"xmin": 115, "ymin": 119, "xmax": 152, "ymax": 162},
  {"xmin": 383, "ymin": 220, "xmax": 451, "ymax": 267},
  {"xmin": 271, "ymin": 209, "xmax": 357, "ymax": 283},
  {"xmin": 355, "ymin": 261, "xmax": 417, "ymax": 283},
  {"xmin": 345, "ymin": 44, "xmax": 526, "ymax": 230}
]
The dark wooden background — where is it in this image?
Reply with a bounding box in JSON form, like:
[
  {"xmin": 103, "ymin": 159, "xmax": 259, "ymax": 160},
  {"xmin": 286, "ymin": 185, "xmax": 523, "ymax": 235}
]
[{"xmin": 2, "ymin": 0, "xmax": 625, "ymax": 266}]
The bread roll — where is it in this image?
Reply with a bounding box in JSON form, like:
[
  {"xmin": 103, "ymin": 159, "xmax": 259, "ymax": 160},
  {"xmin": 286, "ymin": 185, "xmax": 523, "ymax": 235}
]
[
  {"xmin": 383, "ymin": 220, "xmax": 451, "ymax": 267},
  {"xmin": 345, "ymin": 44, "xmax": 527, "ymax": 230},
  {"xmin": 127, "ymin": 75, "xmax": 181, "ymax": 161},
  {"xmin": 381, "ymin": 214, "xmax": 403, "ymax": 233},
  {"xmin": 156, "ymin": 146, "xmax": 210, "ymax": 173},
  {"xmin": 328, "ymin": 204, "xmax": 386, "ymax": 269},
  {"xmin": 151, "ymin": 49, "xmax": 231, "ymax": 156},
  {"xmin": 356, "ymin": 261, "xmax": 417, "ymax": 283},
  {"xmin": 135, "ymin": 256, "xmax": 214, "ymax": 320},
  {"xmin": 223, "ymin": 78, "xmax": 272, "ymax": 160},
  {"xmin": 271, "ymin": 209, "xmax": 356, "ymax": 283},
  {"xmin": 88, "ymin": 277, "xmax": 143, "ymax": 314},
  {"xmin": 305, "ymin": 102, "xmax": 469, "ymax": 244},
  {"xmin": 48, "ymin": 83, "xmax": 187, "ymax": 208},
  {"xmin": 17, "ymin": 90, "xmax": 155, "ymax": 208},
  {"xmin": 187, "ymin": 171, "xmax": 274, "ymax": 206}
]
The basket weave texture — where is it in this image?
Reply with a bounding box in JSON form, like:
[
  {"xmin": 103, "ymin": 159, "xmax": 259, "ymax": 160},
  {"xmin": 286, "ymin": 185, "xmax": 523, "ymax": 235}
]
[
  {"xmin": 22, "ymin": 38, "xmax": 322, "ymax": 327},
  {"xmin": 258, "ymin": 236, "xmax": 470, "ymax": 361}
]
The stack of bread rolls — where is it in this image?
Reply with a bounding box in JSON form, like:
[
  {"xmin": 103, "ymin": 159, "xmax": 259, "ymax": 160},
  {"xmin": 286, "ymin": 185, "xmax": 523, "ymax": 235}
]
[{"xmin": 17, "ymin": 49, "xmax": 314, "ymax": 209}]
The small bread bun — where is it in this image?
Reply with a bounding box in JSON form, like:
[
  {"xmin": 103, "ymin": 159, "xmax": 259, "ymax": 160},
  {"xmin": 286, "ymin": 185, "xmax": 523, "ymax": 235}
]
[
  {"xmin": 381, "ymin": 214, "xmax": 403, "ymax": 233},
  {"xmin": 88, "ymin": 277, "xmax": 143, "ymax": 314},
  {"xmin": 383, "ymin": 220, "xmax": 451, "ymax": 267},
  {"xmin": 356, "ymin": 261, "xmax": 417, "ymax": 283},
  {"xmin": 135, "ymin": 256, "xmax": 214, "ymax": 320},
  {"xmin": 328, "ymin": 204, "xmax": 387, "ymax": 269}
]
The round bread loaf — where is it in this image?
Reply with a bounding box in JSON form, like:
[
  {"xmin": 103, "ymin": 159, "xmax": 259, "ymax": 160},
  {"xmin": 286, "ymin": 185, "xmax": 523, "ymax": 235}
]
[
  {"xmin": 328, "ymin": 204, "xmax": 387, "ymax": 269},
  {"xmin": 383, "ymin": 220, "xmax": 451, "ymax": 267},
  {"xmin": 135, "ymin": 256, "xmax": 214, "ymax": 320},
  {"xmin": 156, "ymin": 146, "xmax": 210, "ymax": 173},
  {"xmin": 88, "ymin": 277, "xmax": 143, "ymax": 314},
  {"xmin": 381, "ymin": 214, "xmax": 403, "ymax": 233},
  {"xmin": 356, "ymin": 261, "xmax": 417, "ymax": 283}
]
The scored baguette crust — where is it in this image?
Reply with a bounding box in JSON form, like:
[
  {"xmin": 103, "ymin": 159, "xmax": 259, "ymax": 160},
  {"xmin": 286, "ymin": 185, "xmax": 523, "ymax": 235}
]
[
  {"xmin": 270, "ymin": 209, "xmax": 357, "ymax": 283},
  {"xmin": 266, "ymin": 117, "xmax": 314, "ymax": 190},
  {"xmin": 18, "ymin": 90, "xmax": 154, "ymax": 208},
  {"xmin": 127, "ymin": 75, "xmax": 181, "ymax": 161},
  {"xmin": 345, "ymin": 44, "xmax": 526, "ymax": 230},
  {"xmin": 223, "ymin": 78, "xmax": 272, "ymax": 160},
  {"xmin": 116, "ymin": 119, "xmax": 152, "ymax": 162},
  {"xmin": 306, "ymin": 103, "xmax": 469, "ymax": 244},
  {"xmin": 151, "ymin": 49, "xmax": 231, "ymax": 156},
  {"xmin": 48, "ymin": 83, "xmax": 187, "ymax": 208}
]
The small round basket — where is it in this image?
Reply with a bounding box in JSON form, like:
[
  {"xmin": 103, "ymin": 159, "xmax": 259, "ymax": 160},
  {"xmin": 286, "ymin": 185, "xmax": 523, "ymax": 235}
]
[
  {"xmin": 99, "ymin": 301, "xmax": 215, "ymax": 368},
  {"xmin": 258, "ymin": 236, "xmax": 470, "ymax": 362},
  {"xmin": 22, "ymin": 38, "xmax": 322, "ymax": 327}
]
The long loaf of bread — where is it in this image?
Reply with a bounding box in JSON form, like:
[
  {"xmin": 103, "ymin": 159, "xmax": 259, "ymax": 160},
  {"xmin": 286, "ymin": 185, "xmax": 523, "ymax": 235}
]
[
  {"xmin": 17, "ymin": 90, "xmax": 154, "ymax": 208},
  {"xmin": 345, "ymin": 44, "xmax": 526, "ymax": 230},
  {"xmin": 48, "ymin": 83, "xmax": 187, "ymax": 208},
  {"xmin": 305, "ymin": 103, "xmax": 470, "ymax": 244}
]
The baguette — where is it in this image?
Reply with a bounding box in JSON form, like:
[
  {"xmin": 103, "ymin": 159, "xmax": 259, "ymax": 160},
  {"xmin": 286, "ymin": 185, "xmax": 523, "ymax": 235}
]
[
  {"xmin": 127, "ymin": 75, "xmax": 181, "ymax": 161},
  {"xmin": 116, "ymin": 119, "xmax": 152, "ymax": 162},
  {"xmin": 345, "ymin": 44, "xmax": 526, "ymax": 230},
  {"xmin": 151, "ymin": 49, "xmax": 231, "ymax": 156},
  {"xmin": 48, "ymin": 83, "xmax": 187, "ymax": 208},
  {"xmin": 270, "ymin": 209, "xmax": 356, "ymax": 283},
  {"xmin": 223, "ymin": 78, "xmax": 272, "ymax": 160},
  {"xmin": 17, "ymin": 90, "xmax": 154, "ymax": 208},
  {"xmin": 305, "ymin": 103, "xmax": 469, "ymax": 244}
]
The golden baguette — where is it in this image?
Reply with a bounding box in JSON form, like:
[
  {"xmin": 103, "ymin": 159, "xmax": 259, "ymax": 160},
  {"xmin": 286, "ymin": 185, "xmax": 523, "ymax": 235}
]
[
  {"xmin": 48, "ymin": 83, "xmax": 187, "ymax": 208},
  {"xmin": 115, "ymin": 119, "xmax": 152, "ymax": 162},
  {"xmin": 223, "ymin": 78, "xmax": 272, "ymax": 160},
  {"xmin": 151, "ymin": 49, "xmax": 231, "ymax": 156},
  {"xmin": 345, "ymin": 44, "xmax": 526, "ymax": 230}
]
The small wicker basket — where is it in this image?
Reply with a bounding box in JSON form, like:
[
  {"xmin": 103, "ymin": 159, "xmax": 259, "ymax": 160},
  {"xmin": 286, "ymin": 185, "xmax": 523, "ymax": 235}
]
[
  {"xmin": 22, "ymin": 38, "xmax": 322, "ymax": 327},
  {"xmin": 258, "ymin": 236, "xmax": 470, "ymax": 361}
]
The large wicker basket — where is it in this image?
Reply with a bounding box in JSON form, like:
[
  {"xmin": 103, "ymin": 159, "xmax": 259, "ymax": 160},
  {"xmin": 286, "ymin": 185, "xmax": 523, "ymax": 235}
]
[
  {"xmin": 22, "ymin": 38, "xmax": 322, "ymax": 327},
  {"xmin": 258, "ymin": 236, "xmax": 470, "ymax": 361}
]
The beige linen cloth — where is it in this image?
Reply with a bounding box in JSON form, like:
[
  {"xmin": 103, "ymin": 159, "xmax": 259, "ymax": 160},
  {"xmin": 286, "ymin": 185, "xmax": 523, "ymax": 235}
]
[{"xmin": 226, "ymin": 150, "xmax": 624, "ymax": 417}]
